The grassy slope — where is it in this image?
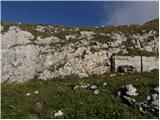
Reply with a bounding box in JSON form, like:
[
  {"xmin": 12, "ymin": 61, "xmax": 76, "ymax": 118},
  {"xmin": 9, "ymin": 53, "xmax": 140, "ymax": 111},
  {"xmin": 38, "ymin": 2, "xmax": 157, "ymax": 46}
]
[{"xmin": 1, "ymin": 72, "xmax": 159, "ymax": 119}]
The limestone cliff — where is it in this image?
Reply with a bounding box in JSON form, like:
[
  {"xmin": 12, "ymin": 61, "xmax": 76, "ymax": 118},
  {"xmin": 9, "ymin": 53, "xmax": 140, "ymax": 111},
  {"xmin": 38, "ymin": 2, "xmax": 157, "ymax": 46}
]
[{"xmin": 1, "ymin": 19, "xmax": 159, "ymax": 83}]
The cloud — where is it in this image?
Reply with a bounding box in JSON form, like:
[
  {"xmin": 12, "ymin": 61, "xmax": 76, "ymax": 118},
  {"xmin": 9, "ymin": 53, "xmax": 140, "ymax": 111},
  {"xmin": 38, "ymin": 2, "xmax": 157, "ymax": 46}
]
[{"xmin": 103, "ymin": 1, "xmax": 159, "ymax": 25}]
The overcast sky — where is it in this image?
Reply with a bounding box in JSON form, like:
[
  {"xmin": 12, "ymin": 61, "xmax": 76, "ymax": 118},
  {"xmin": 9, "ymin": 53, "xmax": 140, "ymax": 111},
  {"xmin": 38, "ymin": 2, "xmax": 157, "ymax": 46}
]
[{"xmin": 2, "ymin": 1, "xmax": 159, "ymax": 26}]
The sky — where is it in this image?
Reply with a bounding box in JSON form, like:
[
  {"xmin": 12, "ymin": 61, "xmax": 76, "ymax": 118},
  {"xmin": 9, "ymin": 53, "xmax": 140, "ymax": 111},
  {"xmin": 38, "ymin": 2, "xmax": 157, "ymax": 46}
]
[{"xmin": 1, "ymin": 1, "xmax": 159, "ymax": 26}]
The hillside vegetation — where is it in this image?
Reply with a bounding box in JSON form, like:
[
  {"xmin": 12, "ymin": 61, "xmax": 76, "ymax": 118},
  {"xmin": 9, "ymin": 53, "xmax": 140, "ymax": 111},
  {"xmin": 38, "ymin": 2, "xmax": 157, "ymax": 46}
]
[{"xmin": 2, "ymin": 72, "xmax": 159, "ymax": 119}]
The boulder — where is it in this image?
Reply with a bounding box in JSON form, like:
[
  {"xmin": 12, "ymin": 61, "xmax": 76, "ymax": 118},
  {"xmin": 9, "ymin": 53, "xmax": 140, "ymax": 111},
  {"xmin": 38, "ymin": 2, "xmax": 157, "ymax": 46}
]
[
  {"xmin": 125, "ymin": 84, "xmax": 138, "ymax": 96},
  {"xmin": 118, "ymin": 84, "xmax": 138, "ymax": 97}
]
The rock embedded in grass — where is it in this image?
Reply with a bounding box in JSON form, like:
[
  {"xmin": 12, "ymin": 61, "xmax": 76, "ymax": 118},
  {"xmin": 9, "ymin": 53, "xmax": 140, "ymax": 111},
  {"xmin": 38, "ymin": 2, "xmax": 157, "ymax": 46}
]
[
  {"xmin": 94, "ymin": 90, "xmax": 100, "ymax": 95},
  {"xmin": 151, "ymin": 99, "xmax": 159, "ymax": 109},
  {"xmin": 103, "ymin": 82, "xmax": 107, "ymax": 86},
  {"xmin": 110, "ymin": 73, "xmax": 116, "ymax": 77},
  {"xmin": 146, "ymin": 95, "xmax": 151, "ymax": 101},
  {"xmin": 118, "ymin": 83, "xmax": 159, "ymax": 115},
  {"xmin": 34, "ymin": 91, "xmax": 39, "ymax": 94},
  {"xmin": 34, "ymin": 101, "xmax": 43, "ymax": 110},
  {"xmin": 153, "ymin": 87, "xmax": 159, "ymax": 93},
  {"xmin": 136, "ymin": 92, "xmax": 159, "ymax": 114},
  {"xmin": 122, "ymin": 95, "xmax": 136, "ymax": 105},
  {"xmin": 138, "ymin": 102, "xmax": 149, "ymax": 114},
  {"xmin": 125, "ymin": 84, "xmax": 138, "ymax": 96},
  {"xmin": 90, "ymin": 85, "xmax": 97, "ymax": 90},
  {"xmin": 73, "ymin": 85, "xmax": 79, "ymax": 90},
  {"xmin": 80, "ymin": 85, "xmax": 88, "ymax": 88},
  {"xmin": 118, "ymin": 84, "xmax": 138, "ymax": 97},
  {"xmin": 32, "ymin": 98, "xmax": 44, "ymax": 114},
  {"xmin": 118, "ymin": 84, "xmax": 138, "ymax": 106},
  {"xmin": 151, "ymin": 94, "xmax": 158, "ymax": 101},
  {"xmin": 151, "ymin": 93, "xmax": 159, "ymax": 109},
  {"xmin": 54, "ymin": 110, "xmax": 63, "ymax": 117}
]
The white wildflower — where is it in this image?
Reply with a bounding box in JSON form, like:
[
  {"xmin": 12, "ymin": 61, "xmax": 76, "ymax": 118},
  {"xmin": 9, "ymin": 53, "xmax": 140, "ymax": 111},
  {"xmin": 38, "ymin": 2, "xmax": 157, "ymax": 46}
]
[{"xmin": 34, "ymin": 91, "xmax": 39, "ymax": 94}]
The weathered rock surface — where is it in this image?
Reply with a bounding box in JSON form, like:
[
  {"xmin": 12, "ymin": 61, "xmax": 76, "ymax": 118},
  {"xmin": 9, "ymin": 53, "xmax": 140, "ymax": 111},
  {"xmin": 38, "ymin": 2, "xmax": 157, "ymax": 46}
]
[
  {"xmin": 125, "ymin": 84, "xmax": 138, "ymax": 96},
  {"xmin": 1, "ymin": 19, "xmax": 159, "ymax": 83}
]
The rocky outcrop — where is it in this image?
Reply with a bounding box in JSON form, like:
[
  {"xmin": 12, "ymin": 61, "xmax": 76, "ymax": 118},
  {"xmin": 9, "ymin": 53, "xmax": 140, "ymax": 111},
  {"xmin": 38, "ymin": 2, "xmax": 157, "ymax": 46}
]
[
  {"xmin": 113, "ymin": 56, "xmax": 159, "ymax": 72},
  {"xmin": 1, "ymin": 19, "xmax": 159, "ymax": 83},
  {"xmin": 118, "ymin": 85, "xmax": 159, "ymax": 114}
]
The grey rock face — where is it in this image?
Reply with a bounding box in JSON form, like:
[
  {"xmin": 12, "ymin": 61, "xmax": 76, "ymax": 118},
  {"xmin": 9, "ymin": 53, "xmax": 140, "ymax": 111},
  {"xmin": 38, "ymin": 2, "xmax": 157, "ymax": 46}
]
[
  {"xmin": 80, "ymin": 31, "xmax": 95, "ymax": 40},
  {"xmin": 36, "ymin": 36, "xmax": 60, "ymax": 44},
  {"xmin": 2, "ymin": 26, "xmax": 33, "ymax": 49},
  {"xmin": 1, "ymin": 24, "xmax": 159, "ymax": 83},
  {"xmin": 2, "ymin": 44, "xmax": 41, "ymax": 83},
  {"xmin": 65, "ymin": 35, "xmax": 76, "ymax": 40}
]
